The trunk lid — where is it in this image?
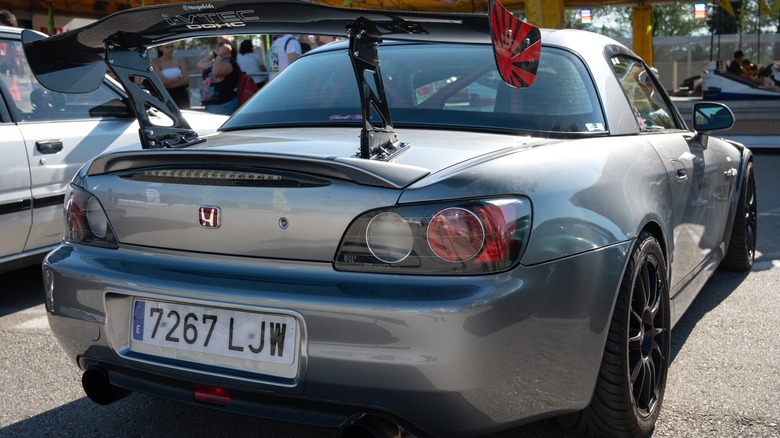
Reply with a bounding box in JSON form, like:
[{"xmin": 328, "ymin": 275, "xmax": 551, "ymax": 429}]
[{"xmin": 85, "ymin": 128, "xmax": 547, "ymax": 261}]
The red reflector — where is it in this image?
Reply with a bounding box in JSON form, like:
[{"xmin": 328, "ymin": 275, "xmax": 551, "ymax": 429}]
[{"xmin": 192, "ymin": 383, "xmax": 230, "ymax": 406}]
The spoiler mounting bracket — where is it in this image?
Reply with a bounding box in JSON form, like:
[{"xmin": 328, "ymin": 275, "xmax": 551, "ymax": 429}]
[
  {"xmin": 105, "ymin": 42, "xmax": 204, "ymax": 149},
  {"xmin": 347, "ymin": 17, "xmax": 409, "ymax": 161}
]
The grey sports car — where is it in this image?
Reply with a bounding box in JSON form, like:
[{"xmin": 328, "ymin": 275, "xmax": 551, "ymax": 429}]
[{"xmin": 26, "ymin": 1, "xmax": 756, "ymax": 437}]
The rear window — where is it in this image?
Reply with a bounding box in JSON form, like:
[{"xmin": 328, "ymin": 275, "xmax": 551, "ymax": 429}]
[{"xmin": 225, "ymin": 43, "xmax": 606, "ymax": 135}]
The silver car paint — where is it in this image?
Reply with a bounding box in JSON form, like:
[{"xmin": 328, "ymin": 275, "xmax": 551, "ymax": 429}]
[
  {"xmin": 45, "ymin": 238, "xmax": 628, "ymax": 436},
  {"xmin": 38, "ymin": 24, "xmax": 752, "ymax": 438}
]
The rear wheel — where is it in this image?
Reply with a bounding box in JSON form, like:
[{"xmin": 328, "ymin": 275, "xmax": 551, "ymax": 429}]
[
  {"xmin": 721, "ymin": 161, "xmax": 757, "ymax": 271},
  {"xmin": 560, "ymin": 231, "xmax": 670, "ymax": 438}
]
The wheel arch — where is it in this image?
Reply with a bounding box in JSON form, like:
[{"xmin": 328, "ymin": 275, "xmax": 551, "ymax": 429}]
[
  {"xmin": 640, "ymin": 220, "xmax": 669, "ymax": 273},
  {"xmin": 722, "ymin": 148, "xmax": 754, "ymax": 249}
]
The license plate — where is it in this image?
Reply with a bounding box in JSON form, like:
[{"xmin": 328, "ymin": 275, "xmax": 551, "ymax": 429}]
[{"xmin": 129, "ymin": 298, "xmax": 298, "ymax": 376}]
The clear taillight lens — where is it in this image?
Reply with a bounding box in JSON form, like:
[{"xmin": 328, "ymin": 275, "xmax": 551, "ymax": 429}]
[
  {"xmin": 335, "ymin": 198, "xmax": 531, "ymax": 275},
  {"xmin": 64, "ymin": 184, "xmax": 118, "ymax": 248}
]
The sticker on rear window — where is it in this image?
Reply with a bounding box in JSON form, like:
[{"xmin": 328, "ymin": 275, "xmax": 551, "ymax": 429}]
[{"xmin": 585, "ymin": 123, "xmax": 605, "ymax": 132}]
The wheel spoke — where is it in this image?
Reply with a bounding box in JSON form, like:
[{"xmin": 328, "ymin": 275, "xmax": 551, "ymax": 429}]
[
  {"xmin": 638, "ymin": 263, "xmax": 650, "ymax": 308},
  {"xmin": 746, "ymin": 176, "xmax": 758, "ymax": 259},
  {"xmin": 629, "ymin": 251, "xmax": 668, "ymax": 415},
  {"xmin": 630, "ymin": 359, "xmax": 643, "ymax": 387}
]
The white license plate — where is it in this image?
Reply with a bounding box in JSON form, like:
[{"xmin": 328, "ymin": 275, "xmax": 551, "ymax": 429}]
[{"xmin": 129, "ymin": 298, "xmax": 298, "ymax": 376}]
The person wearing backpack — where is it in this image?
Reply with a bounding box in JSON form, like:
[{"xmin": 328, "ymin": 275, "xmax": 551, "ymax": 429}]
[
  {"xmin": 197, "ymin": 36, "xmax": 240, "ymax": 115},
  {"xmin": 269, "ymin": 34, "xmax": 302, "ymax": 81},
  {"xmin": 237, "ymin": 39, "xmax": 267, "ymax": 88}
]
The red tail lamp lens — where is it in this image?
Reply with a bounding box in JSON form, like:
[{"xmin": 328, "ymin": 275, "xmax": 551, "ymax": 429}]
[
  {"xmin": 427, "ymin": 208, "xmax": 485, "ymax": 262},
  {"xmin": 473, "ymin": 204, "xmax": 510, "ymax": 264},
  {"xmin": 65, "ymin": 190, "xmax": 85, "ymax": 241},
  {"xmin": 192, "ymin": 383, "xmax": 230, "ymax": 406}
]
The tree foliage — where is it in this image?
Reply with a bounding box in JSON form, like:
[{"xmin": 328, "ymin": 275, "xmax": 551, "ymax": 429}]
[
  {"xmin": 652, "ymin": 2, "xmax": 709, "ymax": 36},
  {"xmin": 565, "ymin": 1, "xmax": 780, "ymax": 37}
]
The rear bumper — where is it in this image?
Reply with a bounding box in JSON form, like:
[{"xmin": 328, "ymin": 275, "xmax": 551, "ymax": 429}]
[{"xmin": 44, "ymin": 241, "xmax": 629, "ymax": 436}]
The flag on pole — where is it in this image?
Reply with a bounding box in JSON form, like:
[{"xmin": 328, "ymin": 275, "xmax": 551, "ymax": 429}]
[
  {"xmin": 719, "ymin": 0, "xmax": 736, "ymax": 16},
  {"xmin": 739, "ymin": 1, "xmax": 745, "ymax": 28},
  {"xmin": 47, "ymin": 5, "xmax": 54, "ymax": 35},
  {"xmin": 760, "ymin": 0, "xmax": 772, "ymax": 15}
]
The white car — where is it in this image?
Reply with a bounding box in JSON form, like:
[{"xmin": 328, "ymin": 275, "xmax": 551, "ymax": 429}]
[{"xmin": 0, "ymin": 26, "xmax": 226, "ymax": 272}]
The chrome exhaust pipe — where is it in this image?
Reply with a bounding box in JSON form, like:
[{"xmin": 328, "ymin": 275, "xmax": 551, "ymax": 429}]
[
  {"xmin": 341, "ymin": 414, "xmax": 404, "ymax": 438},
  {"xmin": 82, "ymin": 368, "xmax": 131, "ymax": 405}
]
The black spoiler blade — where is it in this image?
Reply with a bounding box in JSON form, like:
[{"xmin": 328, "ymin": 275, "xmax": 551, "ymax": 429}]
[{"xmin": 22, "ymin": 0, "xmax": 494, "ymax": 93}]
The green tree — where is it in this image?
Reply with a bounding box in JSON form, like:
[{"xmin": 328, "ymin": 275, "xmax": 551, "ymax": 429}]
[
  {"xmin": 564, "ymin": 6, "xmax": 632, "ymax": 39},
  {"xmin": 652, "ymin": 2, "xmax": 709, "ymax": 36}
]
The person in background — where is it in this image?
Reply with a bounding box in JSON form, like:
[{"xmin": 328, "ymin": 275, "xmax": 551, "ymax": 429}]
[
  {"xmin": 0, "ymin": 9, "xmax": 17, "ymax": 27},
  {"xmin": 269, "ymin": 34, "xmax": 301, "ymax": 81},
  {"xmin": 152, "ymin": 43, "xmax": 190, "ymax": 109},
  {"xmin": 237, "ymin": 39, "xmax": 266, "ymax": 87},
  {"xmin": 314, "ymin": 35, "xmax": 338, "ymax": 47},
  {"xmin": 727, "ymin": 50, "xmax": 744, "ymax": 75},
  {"xmin": 0, "ymin": 9, "xmax": 21, "ymax": 102},
  {"xmin": 197, "ymin": 36, "xmax": 240, "ymax": 115}
]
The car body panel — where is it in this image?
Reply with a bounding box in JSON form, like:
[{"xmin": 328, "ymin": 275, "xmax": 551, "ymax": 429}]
[
  {"xmin": 0, "ymin": 123, "xmax": 32, "ymax": 256},
  {"xmin": 45, "ymin": 238, "xmax": 629, "ymax": 436}
]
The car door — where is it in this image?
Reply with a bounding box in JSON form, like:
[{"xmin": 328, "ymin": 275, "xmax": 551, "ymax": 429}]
[
  {"xmin": 0, "ymin": 35, "xmax": 141, "ymax": 254},
  {"xmin": 650, "ymin": 133, "xmax": 733, "ymax": 290},
  {"xmin": 607, "ymin": 55, "xmax": 734, "ymax": 294},
  {"xmin": 0, "ymin": 32, "xmax": 33, "ymax": 260},
  {"xmin": 0, "ymin": 82, "xmax": 31, "ymax": 260}
]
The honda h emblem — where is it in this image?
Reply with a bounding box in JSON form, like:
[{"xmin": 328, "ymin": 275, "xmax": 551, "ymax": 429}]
[{"xmin": 198, "ymin": 206, "xmax": 221, "ymax": 229}]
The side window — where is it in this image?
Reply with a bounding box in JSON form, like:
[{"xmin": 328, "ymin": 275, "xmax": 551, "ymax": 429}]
[
  {"xmin": 0, "ymin": 37, "xmax": 125, "ymax": 123},
  {"xmin": 0, "ymin": 38, "xmax": 25, "ymax": 120},
  {"xmin": 609, "ymin": 56, "xmax": 677, "ymax": 132}
]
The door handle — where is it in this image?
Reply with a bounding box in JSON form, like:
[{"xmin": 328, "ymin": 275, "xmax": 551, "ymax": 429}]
[
  {"xmin": 670, "ymin": 159, "xmax": 688, "ymax": 182},
  {"xmin": 36, "ymin": 140, "xmax": 63, "ymax": 154}
]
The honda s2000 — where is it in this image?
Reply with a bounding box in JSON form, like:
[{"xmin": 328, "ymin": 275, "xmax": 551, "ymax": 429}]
[{"xmin": 25, "ymin": 1, "xmax": 755, "ymax": 436}]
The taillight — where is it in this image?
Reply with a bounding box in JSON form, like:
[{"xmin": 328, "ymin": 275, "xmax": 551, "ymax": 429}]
[
  {"xmin": 64, "ymin": 184, "xmax": 118, "ymax": 248},
  {"xmin": 427, "ymin": 208, "xmax": 485, "ymax": 263},
  {"xmin": 335, "ymin": 198, "xmax": 531, "ymax": 275}
]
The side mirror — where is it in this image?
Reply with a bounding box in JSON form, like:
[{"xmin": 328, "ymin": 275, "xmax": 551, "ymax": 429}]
[{"xmin": 693, "ymin": 102, "xmax": 734, "ymax": 133}]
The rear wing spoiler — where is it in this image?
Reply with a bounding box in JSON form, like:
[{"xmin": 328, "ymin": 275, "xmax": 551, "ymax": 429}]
[{"xmin": 23, "ymin": 0, "xmax": 540, "ymax": 155}]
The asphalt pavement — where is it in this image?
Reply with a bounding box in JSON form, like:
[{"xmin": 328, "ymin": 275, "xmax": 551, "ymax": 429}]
[{"xmin": 1, "ymin": 150, "xmax": 779, "ymax": 438}]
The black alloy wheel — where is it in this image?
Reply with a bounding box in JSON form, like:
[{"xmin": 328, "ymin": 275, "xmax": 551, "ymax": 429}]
[
  {"xmin": 560, "ymin": 231, "xmax": 670, "ymax": 438},
  {"xmin": 722, "ymin": 160, "xmax": 757, "ymax": 271}
]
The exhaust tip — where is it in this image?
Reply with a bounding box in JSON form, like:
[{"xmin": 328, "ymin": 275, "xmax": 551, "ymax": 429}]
[
  {"xmin": 82, "ymin": 368, "xmax": 131, "ymax": 405},
  {"xmin": 341, "ymin": 414, "xmax": 403, "ymax": 438}
]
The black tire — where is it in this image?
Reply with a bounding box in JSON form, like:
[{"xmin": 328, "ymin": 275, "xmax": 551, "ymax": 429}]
[
  {"xmin": 560, "ymin": 231, "xmax": 670, "ymax": 438},
  {"xmin": 721, "ymin": 160, "xmax": 757, "ymax": 271}
]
